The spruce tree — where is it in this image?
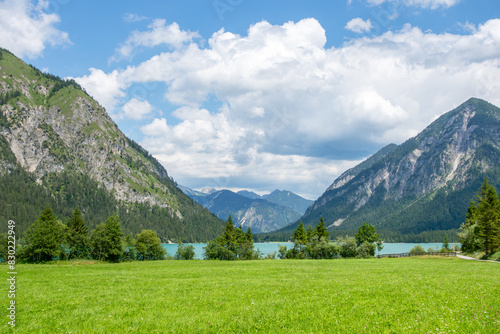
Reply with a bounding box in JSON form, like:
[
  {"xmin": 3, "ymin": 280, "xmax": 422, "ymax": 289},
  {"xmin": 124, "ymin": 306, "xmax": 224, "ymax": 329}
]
[
  {"xmin": 476, "ymin": 179, "xmax": 500, "ymax": 254},
  {"xmin": 22, "ymin": 206, "xmax": 66, "ymax": 262},
  {"xmin": 314, "ymin": 217, "xmax": 330, "ymax": 240},
  {"xmin": 292, "ymin": 220, "xmax": 307, "ymax": 250},
  {"xmin": 66, "ymin": 208, "xmax": 89, "ymax": 259}
]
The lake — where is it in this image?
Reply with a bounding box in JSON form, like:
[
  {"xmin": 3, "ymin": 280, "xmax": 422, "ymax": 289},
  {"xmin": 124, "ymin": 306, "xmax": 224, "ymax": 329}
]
[{"xmin": 162, "ymin": 242, "xmax": 459, "ymax": 259}]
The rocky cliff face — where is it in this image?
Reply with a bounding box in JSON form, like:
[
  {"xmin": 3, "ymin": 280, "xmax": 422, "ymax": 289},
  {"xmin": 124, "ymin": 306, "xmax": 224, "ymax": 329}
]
[
  {"xmin": 0, "ymin": 49, "xmax": 201, "ymax": 219},
  {"xmin": 287, "ymin": 98, "xmax": 500, "ymax": 233}
]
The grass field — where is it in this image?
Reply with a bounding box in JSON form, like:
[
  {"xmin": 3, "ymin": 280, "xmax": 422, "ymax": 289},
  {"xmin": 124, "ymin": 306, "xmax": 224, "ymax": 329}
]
[{"xmin": 2, "ymin": 257, "xmax": 500, "ymax": 333}]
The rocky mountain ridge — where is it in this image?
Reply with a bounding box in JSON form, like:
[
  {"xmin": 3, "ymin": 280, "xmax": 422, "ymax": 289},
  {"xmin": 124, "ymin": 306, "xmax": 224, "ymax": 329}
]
[
  {"xmin": 0, "ymin": 48, "xmax": 223, "ymax": 240},
  {"xmin": 181, "ymin": 187, "xmax": 312, "ymax": 233},
  {"xmin": 283, "ymin": 98, "xmax": 500, "ymax": 234}
]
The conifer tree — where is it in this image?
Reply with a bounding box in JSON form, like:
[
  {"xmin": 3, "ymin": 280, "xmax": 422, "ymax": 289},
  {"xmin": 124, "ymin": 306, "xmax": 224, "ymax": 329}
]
[
  {"xmin": 22, "ymin": 206, "xmax": 66, "ymax": 262},
  {"xmin": 476, "ymin": 179, "xmax": 500, "ymax": 254},
  {"xmin": 314, "ymin": 217, "xmax": 330, "ymax": 240},
  {"xmin": 66, "ymin": 207, "xmax": 89, "ymax": 259},
  {"xmin": 292, "ymin": 220, "xmax": 308, "ymax": 250}
]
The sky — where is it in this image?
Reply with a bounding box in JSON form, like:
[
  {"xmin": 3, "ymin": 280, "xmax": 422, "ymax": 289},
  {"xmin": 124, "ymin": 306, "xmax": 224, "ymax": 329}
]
[{"xmin": 1, "ymin": 0, "xmax": 500, "ymax": 199}]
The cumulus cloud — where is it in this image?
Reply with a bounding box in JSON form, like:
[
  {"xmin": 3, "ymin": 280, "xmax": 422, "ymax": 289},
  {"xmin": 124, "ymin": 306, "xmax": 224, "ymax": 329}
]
[
  {"xmin": 75, "ymin": 18, "xmax": 500, "ymax": 197},
  {"xmin": 0, "ymin": 0, "xmax": 70, "ymax": 58},
  {"xmin": 72, "ymin": 68, "xmax": 128, "ymax": 114},
  {"xmin": 345, "ymin": 18, "xmax": 374, "ymax": 33},
  {"xmin": 121, "ymin": 98, "xmax": 154, "ymax": 120},
  {"xmin": 111, "ymin": 19, "xmax": 200, "ymax": 61}
]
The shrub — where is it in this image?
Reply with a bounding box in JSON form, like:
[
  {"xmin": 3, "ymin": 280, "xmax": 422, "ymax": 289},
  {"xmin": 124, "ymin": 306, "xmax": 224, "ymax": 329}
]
[
  {"xmin": 175, "ymin": 243, "xmax": 195, "ymax": 260},
  {"xmin": 409, "ymin": 245, "xmax": 426, "ymax": 256},
  {"xmin": 356, "ymin": 242, "xmax": 376, "ymax": 258}
]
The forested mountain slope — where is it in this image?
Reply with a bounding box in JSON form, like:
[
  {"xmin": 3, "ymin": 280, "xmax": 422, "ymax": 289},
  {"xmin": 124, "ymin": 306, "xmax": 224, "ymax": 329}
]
[
  {"xmin": 281, "ymin": 98, "xmax": 500, "ymax": 236},
  {"xmin": 0, "ymin": 48, "xmax": 223, "ymax": 241}
]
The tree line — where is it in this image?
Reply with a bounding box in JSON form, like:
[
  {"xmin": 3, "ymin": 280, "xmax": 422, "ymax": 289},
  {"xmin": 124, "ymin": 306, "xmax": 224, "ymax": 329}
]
[
  {"xmin": 204, "ymin": 216, "xmax": 384, "ymax": 260},
  {"xmin": 458, "ymin": 178, "xmax": 500, "ymax": 256},
  {"xmin": 0, "ymin": 206, "xmax": 167, "ymax": 263},
  {"xmin": 277, "ymin": 219, "xmax": 384, "ymax": 259}
]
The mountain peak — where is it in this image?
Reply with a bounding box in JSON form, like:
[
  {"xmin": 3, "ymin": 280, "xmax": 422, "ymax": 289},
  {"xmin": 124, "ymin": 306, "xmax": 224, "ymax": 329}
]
[
  {"xmin": 283, "ymin": 97, "xmax": 500, "ymax": 235},
  {"xmin": 0, "ymin": 49, "xmax": 223, "ymax": 241}
]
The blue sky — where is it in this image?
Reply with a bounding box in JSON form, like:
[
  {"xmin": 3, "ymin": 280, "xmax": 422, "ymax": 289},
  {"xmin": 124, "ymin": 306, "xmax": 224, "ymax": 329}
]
[{"xmin": 1, "ymin": 0, "xmax": 500, "ymax": 199}]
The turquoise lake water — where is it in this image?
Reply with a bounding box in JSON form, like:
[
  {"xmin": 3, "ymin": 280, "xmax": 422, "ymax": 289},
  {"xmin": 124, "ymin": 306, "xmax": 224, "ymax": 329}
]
[{"xmin": 162, "ymin": 242, "xmax": 458, "ymax": 259}]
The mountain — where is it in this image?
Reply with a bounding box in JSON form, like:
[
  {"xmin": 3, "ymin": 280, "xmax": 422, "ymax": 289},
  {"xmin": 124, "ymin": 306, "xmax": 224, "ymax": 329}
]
[
  {"xmin": 237, "ymin": 190, "xmax": 262, "ymax": 200},
  {"xmin": 282, "ymin": 98, "xmax": 500, "ymax": 236},
  {"xmin": 0, "ymin": 48, "xmax": 223, "ymax": 241},
  {"xmin": 262, "ymin": 189, "xmax": 313, "ymax": 214},
  {"xmin": 185, "ymin": 189, "xmax": 303, "ymax": 233}
]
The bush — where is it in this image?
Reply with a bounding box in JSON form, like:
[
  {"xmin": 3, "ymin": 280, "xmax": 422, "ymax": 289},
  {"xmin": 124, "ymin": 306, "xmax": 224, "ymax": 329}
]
[
  {"xmin": 175, "ymin": 243, "xmax": 195, "ymax": 260},
  {"xmin": 409, "ymin": 245, "xmax": 426, "ymax": 256},
  {"xmin": 304, "ymin": 236, "xmax": 340, "ymax": 259},
  {"xmin": 356, "ymin": 242, "xmax": 376, "ymax": 258},
  {"xmin": 338, "ymin": 236, "xmax": 357, "ymax": 258}
]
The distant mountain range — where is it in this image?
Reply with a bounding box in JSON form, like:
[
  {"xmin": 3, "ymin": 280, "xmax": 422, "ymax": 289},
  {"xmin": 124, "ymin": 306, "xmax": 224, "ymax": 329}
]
[
  {"xmin": 180, "ymin": 187, "xmax": 312, "ymax": 233},
  {"xmin": 280, "ymin": 98, "xmax": 500, "ymax": 237},
  {"xmin": 0, "ymin": 48, "xmax": 223, "ymax": 241}
]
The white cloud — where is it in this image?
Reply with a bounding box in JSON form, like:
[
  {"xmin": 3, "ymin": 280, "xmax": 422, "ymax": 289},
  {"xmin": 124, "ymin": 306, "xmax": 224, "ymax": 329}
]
[
  {"xmin": 0, "ymin": 0, "xmax": 70, "ymax": 58},
  {"xmin": 366, "ymin": 0, "xmax": 461, "ymax": 9},
  {"xmin": 111, "ymin": 19, "xmax": 200, "ymax": 61},
  {"xmin": 76, "ymin": 18, "xmax": 500, "ymax": 197},
  {"xmin": 124, "ymin": 13, "xmax": 148, "ymax": 23},
  {"xmin": 121, "ymin": 98, "xmax": 154, "ymax": 120},
  {"xmin": 345, "ymin": 18, "xmax": 374, "ymax": 33},
  {"xmin": 72, "ymin": 68, "xmax": 128, "ymax": 114}
]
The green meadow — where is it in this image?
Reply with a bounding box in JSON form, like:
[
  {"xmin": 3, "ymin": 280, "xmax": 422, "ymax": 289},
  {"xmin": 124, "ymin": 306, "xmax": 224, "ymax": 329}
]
[{"xmin": 2, "ymin": 258, "xmax": 500, "ymax": 333}]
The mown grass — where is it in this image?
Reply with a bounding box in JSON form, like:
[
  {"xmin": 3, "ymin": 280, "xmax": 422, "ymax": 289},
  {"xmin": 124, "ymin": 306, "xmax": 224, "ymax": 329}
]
[{"xmin": 1, "ymin": 257, "xmax": 499, "ymax": 333}]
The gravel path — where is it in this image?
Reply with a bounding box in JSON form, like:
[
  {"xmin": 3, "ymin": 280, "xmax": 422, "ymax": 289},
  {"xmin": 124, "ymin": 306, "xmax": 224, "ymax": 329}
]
[{"xmin": 457, "ymin": 254, "xmax": 500, "ymax": 263}]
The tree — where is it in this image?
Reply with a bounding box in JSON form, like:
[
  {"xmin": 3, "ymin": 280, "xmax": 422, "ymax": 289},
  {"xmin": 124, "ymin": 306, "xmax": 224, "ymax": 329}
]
[
  {"xmin": 123, "ymin": 234, "xmax": 137, "ymax": 261},
  {"xmin": 203, "ymin": 216, "xmax": 257, "ymax": 260},
  {"xmin": 475, "ymin": 179, "xmax": 500, "ymax": 254},
  {"xmin": 337, "ymin": 236, "xmax": 357, "ymax": 258},
  {"xmin": 175, "ymin": 242, "xmax": 195, "ymax": 260},
  {"xmin": 409, "ymin": 245, "xmax": 426, "ymax": 256},
  {"xmin": 292, "ymin": 220, "xmax": 308, "ymax": 249},
  {"xmin": 90, "ymin": 215, "xmax": 124, "ymax": 262},
  {"xmin": 314, "ymin": 217, "xmax": 330, "ymax": 240},
  {"xmin": 458, "ymin": 201, "xmax": 482, "ymax": 253},
  {"xmin": 135, "ymin": 229, "xmax": 166, "ymax": 260},
  {"xmin": 66, "ymin": 208, "xmax": 89, "ymax": 259},
  {"xmin": 442, "ymin": 234, "xmax": 450, "ymax": 251},
  {"xmin": 21, "ymin": 206, "xmax": 66, "ymax": 262},
  {"xmin": 355, "ymin": 222, "xmax": 381, "ymax": 247}
]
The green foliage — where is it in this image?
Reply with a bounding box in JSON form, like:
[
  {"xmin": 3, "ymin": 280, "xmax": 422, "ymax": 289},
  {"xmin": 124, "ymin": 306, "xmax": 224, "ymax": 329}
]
[
  {"xmin": 475, "ymin": 179, "xmax": 500, "ymax": 254},
  {"xmin": 409, "ymin": 245, "xmax": 427, "ymax": 256},
  {"xmin": 66, "ymin": 208, "xmax": 89, "ymax": 259},
  {"xmin": 291, "ymin": 220, "xmax": 307, "ymax": 250},
  {"xmin": 304, "ymin": 235, "xmax": 340, "ymax": 259},
  {"xmin": 204, "ymin": 216, "xmax": 257, "ymax": 260},
  {"xmin": 314, "ymin": 217, "xmax": 329, "ymax": 240},
  {"xmin": 0, "ymin": 167, "xmax": 223, "ymax": 242},
  {"xmin": 19, "ymin": 206, "xmax": 66, "ymax": 262},
  {"xmin": 123, "ymin": 234, "xmax": 137, "ymax": 261},
  {"xmin": 135, "ymin": 229, "xmax": 166, "ymax": 261},
  {"xmin": 356, "ymin": 241, "xmax": 376, "ymax": 258},
  {"xmin": 175, "ymin": 242, "xmax": 195, "ymax": 260},
  {"xmin": 0, "ymin": 89, "xmax": 21, "ymax": 105},
  {"xmin": 89, "ymin": 215, "xmax": 123, "ymax": 262},
  {"xmin": 458, "ymin": 179, "xmax": 500, "ymax": 255},
  {"xmin": 0, "ymin": 135, "xmax": 16, "ymax": 164},
  {"xmin": 337, "ymin": 236, "xmax": 357, "ymax": 258},
  {"xmin": 355, "ymin": 222, "xmax": 381, "ymax": 247}
]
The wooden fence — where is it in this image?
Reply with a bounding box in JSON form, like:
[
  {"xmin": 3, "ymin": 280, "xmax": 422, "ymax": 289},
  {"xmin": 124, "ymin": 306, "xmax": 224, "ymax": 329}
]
[{"xmin": 377, "ymin": 251, "xmax": 458, "ymax": 258}]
